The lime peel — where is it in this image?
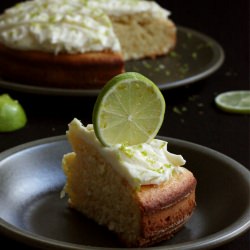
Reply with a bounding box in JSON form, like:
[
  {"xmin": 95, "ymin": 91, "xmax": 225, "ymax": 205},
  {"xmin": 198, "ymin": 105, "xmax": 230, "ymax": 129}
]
[
  {"xmin": 215, "ymin": 90, "xmax": 250, "ymax": 114},
  {"xmin": 92, "ymin": 72, "xmax": 165, "ymax": 146},
  {"xmin": 0, "ymin": 94, "xmax": 27, "ymax": 132}
]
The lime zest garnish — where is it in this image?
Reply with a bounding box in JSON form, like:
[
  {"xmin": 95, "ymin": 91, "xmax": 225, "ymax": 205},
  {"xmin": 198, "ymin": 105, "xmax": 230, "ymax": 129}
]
[
  {"xmin": 164, "ymin": 164, "xmax": 172, "ymax": 168},
  {"xmin": 215, "ymin": 90, "xmax": 250, "ymax": 114},
  {"xmin": 119, "ymin": 144, "xmax": 134, "ymax": 158},
  {"xmin": 92, "ymin": 72, "xmax": 165, "ymax": 146}
]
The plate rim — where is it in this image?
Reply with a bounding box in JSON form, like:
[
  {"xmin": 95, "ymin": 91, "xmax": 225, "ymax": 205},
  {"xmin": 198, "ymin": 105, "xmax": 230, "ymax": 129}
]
[
  {"xmin": 0, "ymin": 26, "xmax": 224, "ymax": 96},
  {"xmin": 156, "ymin": 26, "xmax": 225, "ymax": 89},
  {"xmin": 0, "ymin": 135, "xmax": 249, "ymax": 250}
]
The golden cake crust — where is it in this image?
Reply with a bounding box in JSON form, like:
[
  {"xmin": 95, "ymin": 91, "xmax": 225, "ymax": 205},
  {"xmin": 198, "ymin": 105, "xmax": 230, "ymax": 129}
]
[
  {"xmin": 133, "ymin": 170, "xmax": 196, "ymax": 247},
  {"xmin": 0, "ymin": 43, "xmax": 124, "ymax": 88},
  {"xmin": 137, "ymin": 169, "xmax": 196, "ymax": 213}
]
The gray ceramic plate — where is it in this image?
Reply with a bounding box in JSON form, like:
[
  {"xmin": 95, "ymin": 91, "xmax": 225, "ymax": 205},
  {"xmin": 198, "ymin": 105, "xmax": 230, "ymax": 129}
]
[
  {"xmin": 0, "ymin": 135, "xmax": 249, "ymax": 250},
  {"xmin": 0, "ymin": 26, "xmax": 224, "ymax": 96}
]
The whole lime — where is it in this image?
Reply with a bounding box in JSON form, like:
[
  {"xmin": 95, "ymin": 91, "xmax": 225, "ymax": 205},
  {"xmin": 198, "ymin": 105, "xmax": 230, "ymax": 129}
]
[{"xmin": 0, "ymin": 94, "xmax": 27, "ymax": 132}]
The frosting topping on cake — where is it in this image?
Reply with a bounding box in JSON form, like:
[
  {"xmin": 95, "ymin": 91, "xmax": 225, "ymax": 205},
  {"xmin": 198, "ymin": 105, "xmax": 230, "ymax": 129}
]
[
  {"xmin": 86, "ymin": 0, "xmax": 170, "ymax": 19},
  {"xmin": 0, "ymin": 0, "xmax": 120, "ymax": 54},
  {"xmin": 69, "ymin": 119, "xmax": 185, "ymax": 189},
  {"xmin": 0, "ymin": 0, "xmax": 170, "ymax": 54}
]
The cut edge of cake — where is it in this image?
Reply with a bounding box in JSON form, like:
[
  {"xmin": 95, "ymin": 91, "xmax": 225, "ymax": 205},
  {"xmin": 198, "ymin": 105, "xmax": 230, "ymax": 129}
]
[{"xmin": 62, "ymin": 119, "xmax": 197, "ymax": 247}]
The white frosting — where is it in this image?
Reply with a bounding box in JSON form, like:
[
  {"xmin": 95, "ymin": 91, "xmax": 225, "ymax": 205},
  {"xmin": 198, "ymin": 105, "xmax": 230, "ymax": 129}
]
[
  {"xmin": 68, "ymin": 119, "xmax": 186, "ymax": 189},
  {"xmin": 0, "ymin": 0, "xmax": 170, "ymax": 54},
  {"xmin": 86, "ymin": 0, "xmax": 170, "ymax": 18},
  {"xmin": 0, "ymin": 0, "xmax": 120, "ymax": 54}
]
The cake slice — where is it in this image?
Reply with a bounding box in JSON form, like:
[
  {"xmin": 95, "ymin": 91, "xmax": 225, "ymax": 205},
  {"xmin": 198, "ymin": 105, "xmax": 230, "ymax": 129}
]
[{"xmin": 62, "ymin": 119, "xmax": 196, "ymax": 247}]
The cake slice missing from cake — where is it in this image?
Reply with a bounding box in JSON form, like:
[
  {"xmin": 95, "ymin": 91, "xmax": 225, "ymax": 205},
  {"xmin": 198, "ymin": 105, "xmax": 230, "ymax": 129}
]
[{"xmin": 62, "ymin": 119, "xmax": 196, "ymax": 247}]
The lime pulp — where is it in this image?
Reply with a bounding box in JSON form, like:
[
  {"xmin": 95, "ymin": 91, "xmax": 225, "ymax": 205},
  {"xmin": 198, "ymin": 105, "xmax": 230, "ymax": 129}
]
[
  {"xmin": 92, "ymin": 72, "xmax": 166, "ymax": 146},
  {"xmin": 215, "ymin": 90, "xmax": 250, "ymax": 114}
]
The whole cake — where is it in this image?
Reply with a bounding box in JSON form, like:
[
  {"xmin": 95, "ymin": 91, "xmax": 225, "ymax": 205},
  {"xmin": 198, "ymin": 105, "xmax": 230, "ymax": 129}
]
[
  {"xmin": 62, "ymin": 119, "xmax": 196, "ymax": 247},
  {"xmin": 0, "ymin": 0, "xmax": 176, "ymax": 88}
]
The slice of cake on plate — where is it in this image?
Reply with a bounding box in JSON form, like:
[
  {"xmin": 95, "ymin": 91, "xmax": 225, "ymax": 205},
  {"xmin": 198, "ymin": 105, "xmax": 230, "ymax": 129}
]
[
  {"xmin": 62, "ymin": 72, "xmax": 196, "ymax": 247},
  {"xmin": 62, "ymin": 119, "xmax": 196, "ymax": 247}
]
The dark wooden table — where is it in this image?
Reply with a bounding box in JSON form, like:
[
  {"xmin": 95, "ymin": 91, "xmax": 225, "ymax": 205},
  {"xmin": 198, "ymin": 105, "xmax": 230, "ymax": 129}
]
[{"xmin": 0, "ymin": 0, "xmax": 249, "ymax": 249}]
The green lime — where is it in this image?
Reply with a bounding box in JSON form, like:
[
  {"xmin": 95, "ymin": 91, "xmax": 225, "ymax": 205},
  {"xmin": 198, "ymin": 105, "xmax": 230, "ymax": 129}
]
[
  {"xmin": 0, "ymin": 94, "xmax": 27, "ymax": 132},
  {"xmin": 92, "ymin": 72, "xmax": 165, "ymax": 146},
  {"xmin": 215, "ymin": 90, "xmax": 250, "ymax": 114}
]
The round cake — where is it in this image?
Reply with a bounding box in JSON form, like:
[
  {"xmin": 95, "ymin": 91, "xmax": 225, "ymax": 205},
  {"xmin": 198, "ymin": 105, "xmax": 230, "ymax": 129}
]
[{"xmin": 0, "ymin": 0, "xmax": 176, "ymax": 89}]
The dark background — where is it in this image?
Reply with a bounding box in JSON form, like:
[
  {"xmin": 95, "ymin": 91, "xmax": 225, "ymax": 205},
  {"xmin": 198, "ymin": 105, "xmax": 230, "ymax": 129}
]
[{"xmin": 0, "ymin": 0, "xmax": 249, "ymax": 249}]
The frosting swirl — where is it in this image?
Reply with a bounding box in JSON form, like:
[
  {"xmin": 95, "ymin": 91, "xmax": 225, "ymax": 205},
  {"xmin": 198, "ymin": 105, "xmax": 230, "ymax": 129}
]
[
  {"xmin": 0, "ymin": 0, "xmax": 170, "ymax": 54},
  {"xmin": 68, "ymin": 119, "xmax": 186, "ymax": 189},
  {"xmin": 85, "ymin": 0, "xmax": 170, "ymax": 18},
  {"xmin": 0, "ymin": 0, "xmax": 120, "ymax": 54}
]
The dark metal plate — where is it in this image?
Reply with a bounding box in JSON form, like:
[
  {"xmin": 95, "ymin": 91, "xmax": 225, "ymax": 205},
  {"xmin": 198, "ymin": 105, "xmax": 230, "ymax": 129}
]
[
  {"xmin": 0, "ymin": 26, "xmax": 224, "ymax": 96},
  {"xmin": 0, "ymin": 135, "xmax": 249, "ymax": 249}
]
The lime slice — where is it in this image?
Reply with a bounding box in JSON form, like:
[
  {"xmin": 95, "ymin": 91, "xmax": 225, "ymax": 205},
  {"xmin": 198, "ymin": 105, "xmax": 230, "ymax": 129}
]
[
  {"xmin": 93, "ymin": 72, "xmax": 165, "ymax": 146},
  {"xmin": 215, "ymin": 90, "xmax": 250, "ymax": 114},
  {"xmin": 0, "ymin": 94, "xmax": 27, "ymax": 132}
]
